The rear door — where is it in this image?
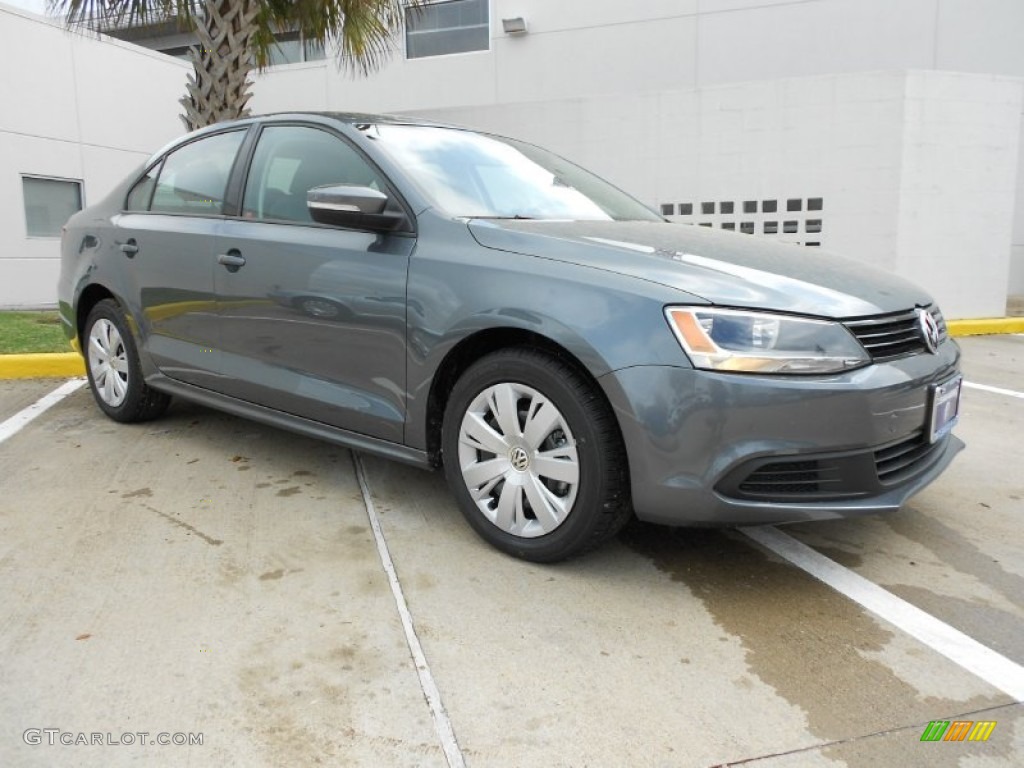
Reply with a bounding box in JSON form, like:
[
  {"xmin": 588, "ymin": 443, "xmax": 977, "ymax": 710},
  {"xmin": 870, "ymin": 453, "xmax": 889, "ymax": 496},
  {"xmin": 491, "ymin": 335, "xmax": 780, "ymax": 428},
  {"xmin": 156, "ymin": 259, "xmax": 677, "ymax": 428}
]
[
  {"xmin": 118, "ymin": 129, "xmax": 247, "ymax": 387},
  {"xmin": 212, "ymin": 123, "xmax": 414, "ymax": 442}
]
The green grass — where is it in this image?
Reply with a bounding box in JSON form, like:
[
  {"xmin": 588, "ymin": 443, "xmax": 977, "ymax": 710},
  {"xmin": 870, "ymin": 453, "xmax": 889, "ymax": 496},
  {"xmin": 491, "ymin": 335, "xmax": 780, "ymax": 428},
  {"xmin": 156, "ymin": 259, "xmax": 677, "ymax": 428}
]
[{"xmin": 0, "ymin": 311, "xmax": 71, "ymax": 354}]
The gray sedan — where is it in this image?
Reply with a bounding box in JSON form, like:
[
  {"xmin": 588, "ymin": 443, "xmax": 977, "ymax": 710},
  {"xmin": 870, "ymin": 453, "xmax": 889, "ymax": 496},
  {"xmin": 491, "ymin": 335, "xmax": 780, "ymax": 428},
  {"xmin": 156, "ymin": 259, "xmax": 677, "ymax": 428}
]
[{"xmin": 57, "ymin": 113, "xmax": 963, "ymax": 562}]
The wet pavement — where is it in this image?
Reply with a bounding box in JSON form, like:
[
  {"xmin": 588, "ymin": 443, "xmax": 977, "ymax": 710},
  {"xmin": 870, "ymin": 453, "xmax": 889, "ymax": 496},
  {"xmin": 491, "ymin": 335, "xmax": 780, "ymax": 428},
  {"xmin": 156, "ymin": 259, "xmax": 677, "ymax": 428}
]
[{"xmin": 0, "ymin": 336, "xmax": 1021, "ymax": 767}]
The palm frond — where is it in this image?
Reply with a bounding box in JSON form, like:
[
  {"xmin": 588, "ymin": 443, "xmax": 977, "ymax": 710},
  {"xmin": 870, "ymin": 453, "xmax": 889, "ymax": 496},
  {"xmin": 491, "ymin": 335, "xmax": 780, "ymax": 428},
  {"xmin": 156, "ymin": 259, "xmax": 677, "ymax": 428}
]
[{"xmin": 50, "ymin": 0, "xmax": 199, "ymax": 31}]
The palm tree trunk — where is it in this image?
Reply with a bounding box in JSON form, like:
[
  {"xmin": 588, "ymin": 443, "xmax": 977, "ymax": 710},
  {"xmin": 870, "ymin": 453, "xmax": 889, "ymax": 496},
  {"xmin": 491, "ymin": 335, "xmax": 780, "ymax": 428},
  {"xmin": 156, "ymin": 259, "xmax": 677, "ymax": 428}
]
[{"xmin": 180, "ymin": 0, "xmax": 261, "ymax": 130}]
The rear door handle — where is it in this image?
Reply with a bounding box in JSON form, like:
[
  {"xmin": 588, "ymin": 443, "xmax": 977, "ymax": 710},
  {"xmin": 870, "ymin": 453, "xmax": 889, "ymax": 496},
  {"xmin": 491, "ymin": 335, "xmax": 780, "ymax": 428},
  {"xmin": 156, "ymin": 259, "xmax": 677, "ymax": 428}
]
[
  {"xmin": 217, "ymin": 251, "xmax": 246, "ymax": 272},
  {"xmin": 120, "ymin": 239, "xmax": 139, "ymax": 257}
]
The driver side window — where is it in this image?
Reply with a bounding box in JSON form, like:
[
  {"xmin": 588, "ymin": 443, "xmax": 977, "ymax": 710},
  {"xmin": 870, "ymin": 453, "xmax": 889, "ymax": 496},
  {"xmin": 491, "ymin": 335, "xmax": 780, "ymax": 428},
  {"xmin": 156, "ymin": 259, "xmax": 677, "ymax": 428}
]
[{"xmin": 242, "ymin": 126, "xmax": 385, "ymax": 223}]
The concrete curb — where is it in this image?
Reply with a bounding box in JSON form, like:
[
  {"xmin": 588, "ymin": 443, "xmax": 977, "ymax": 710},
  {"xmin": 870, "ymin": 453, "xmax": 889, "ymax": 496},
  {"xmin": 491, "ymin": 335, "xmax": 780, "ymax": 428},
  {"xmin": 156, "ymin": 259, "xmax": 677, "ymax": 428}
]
[
  {"xmin": 946, "ymin": 317, "xmax": 1024, "ymax": 337},
  {"xmin": 0, "ymin": 352, "xmax": 85, "ymax": 379},
  {"xmin": 0, "ymin": 318, "xmax": 1021, "ymax": 379}
]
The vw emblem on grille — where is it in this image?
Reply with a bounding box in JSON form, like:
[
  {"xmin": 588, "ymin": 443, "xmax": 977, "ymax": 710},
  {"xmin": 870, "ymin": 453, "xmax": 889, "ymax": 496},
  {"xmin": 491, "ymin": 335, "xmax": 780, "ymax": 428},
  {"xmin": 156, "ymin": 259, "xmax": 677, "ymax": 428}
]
[
  {"xmin": 509, "ymin": 446, "xmax": 530, "ymax": 472},
  {"xmin": 918, "ymin": 308, "xmax": 940, "ymax": 354}
]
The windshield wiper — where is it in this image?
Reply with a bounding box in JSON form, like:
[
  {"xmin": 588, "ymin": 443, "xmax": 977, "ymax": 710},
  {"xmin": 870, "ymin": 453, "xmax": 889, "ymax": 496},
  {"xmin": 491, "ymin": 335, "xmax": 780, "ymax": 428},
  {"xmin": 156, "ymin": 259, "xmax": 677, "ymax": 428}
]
[{"xmin": 471, "ymin": 215, "xmax": 537, "ymax": 220}]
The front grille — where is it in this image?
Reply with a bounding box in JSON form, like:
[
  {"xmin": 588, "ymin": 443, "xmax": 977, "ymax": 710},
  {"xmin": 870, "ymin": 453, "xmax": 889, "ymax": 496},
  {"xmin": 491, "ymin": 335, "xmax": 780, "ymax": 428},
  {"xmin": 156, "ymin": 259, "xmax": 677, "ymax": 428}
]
[
  {"xmin": 874, "ymin": 431, "xmax": 944, "ymax": 485},
  {"xmin": 843, "ymin": 306, "xmax": 947, "ymax": 362}
]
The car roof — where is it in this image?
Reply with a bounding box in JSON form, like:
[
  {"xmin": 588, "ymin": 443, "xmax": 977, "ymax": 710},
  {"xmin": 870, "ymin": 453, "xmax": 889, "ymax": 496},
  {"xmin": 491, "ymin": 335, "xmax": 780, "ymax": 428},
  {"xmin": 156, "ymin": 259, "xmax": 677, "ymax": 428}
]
[
  {"xmin": 146, "ymin": 111, "xmax": 474, "ymax": 162},
  {"xmin": 257, "ymin": 111, "xmax": 464, "ymax": 130}
]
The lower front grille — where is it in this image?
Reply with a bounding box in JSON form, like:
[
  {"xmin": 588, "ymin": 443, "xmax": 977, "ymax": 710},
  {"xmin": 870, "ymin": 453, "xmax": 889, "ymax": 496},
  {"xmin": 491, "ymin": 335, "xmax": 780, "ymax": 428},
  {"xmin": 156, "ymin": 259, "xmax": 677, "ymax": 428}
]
[
  {"xmin": 718, "ymin": 431, "xmax": 951, "ymax": 502},
  {"xmin": 874, "ymin": 431, "xmax": 944, "ymax": 485},
  {"xmin": 737, "ymin": 459, "xmax": 841, "ymax": 497}
]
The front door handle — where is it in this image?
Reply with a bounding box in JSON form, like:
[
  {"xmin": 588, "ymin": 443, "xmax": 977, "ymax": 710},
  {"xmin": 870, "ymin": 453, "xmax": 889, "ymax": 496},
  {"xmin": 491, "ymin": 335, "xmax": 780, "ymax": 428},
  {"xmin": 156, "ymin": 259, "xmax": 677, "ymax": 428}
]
[
  {"xmin": 217, "ymin": 251, "xmax": 246, "ymax": 272},
  {"xmin": 120, "ymin": 239, "xmax": 139, "ymax": 257}
]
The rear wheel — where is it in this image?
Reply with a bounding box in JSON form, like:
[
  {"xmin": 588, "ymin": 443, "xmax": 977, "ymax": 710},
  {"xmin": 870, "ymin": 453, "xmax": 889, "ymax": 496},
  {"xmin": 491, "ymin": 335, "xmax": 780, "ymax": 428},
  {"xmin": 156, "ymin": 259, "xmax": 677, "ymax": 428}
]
[
  {"xmin": 83, "ymin": 299, "xmax": 170, "ymax": 423},
  {"xmin": 442, "ymin": 348, "xmax": 631, "ymax": 562}
]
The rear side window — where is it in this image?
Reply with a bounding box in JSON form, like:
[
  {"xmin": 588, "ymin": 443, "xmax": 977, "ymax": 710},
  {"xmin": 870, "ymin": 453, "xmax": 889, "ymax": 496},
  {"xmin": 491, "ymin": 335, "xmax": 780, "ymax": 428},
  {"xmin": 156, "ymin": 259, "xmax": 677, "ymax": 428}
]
[
  {"xmin": 242, "ymin": 126, "xmax": 385, "ymax": 223},
  {"xmin": 145, "ymin": 131, "xmax": 245, "ymax": 215}
]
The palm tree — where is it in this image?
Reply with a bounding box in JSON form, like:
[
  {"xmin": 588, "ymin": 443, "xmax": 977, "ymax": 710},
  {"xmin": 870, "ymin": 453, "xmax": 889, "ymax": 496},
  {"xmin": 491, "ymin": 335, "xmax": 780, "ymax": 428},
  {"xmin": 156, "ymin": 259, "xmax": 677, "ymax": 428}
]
[{"xmin": 55, "ymin": 0, "xmax": 419, "ymax": 130}]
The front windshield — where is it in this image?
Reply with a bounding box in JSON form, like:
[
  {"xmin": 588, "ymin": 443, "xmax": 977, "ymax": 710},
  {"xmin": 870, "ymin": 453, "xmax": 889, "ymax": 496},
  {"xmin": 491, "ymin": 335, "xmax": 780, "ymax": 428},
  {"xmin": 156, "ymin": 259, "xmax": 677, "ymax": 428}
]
[{"xmin": 362, "ymin": 124, "xmax": 663, "ymax": 222}]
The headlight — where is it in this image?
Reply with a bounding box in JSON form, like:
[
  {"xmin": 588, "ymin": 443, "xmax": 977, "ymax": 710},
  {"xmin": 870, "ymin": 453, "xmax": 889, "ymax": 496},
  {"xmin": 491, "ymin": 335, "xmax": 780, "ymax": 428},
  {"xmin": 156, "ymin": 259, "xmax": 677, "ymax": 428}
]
[{"xmin": 665, "ymin": 307, "xmax": 870, "ymax": 374}]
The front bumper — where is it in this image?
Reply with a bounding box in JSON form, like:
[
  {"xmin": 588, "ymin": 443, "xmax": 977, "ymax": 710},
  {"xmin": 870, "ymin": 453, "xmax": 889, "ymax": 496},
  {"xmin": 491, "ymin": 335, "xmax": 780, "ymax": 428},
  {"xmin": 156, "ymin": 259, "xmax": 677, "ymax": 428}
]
[{"xmin": 598, "ymin": 341, "xmax": 963, "ymax": 526}]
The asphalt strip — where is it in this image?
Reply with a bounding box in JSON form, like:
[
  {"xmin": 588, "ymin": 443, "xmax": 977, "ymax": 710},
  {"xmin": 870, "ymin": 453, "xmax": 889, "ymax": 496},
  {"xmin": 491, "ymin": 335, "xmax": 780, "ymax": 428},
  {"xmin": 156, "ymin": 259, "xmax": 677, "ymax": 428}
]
[
  {"xmin": 3, "ymin": 377, "xmax": 1021, "ymax": 728},
  {"xmin": 741, "ymin": 525, "xmax": 1024, "ymax": 702},
  {"xmin": 352, "ymin": 453, "xmax": 467, "ymax": 768},
  {"xmin": 0, "ymin": 378, "xmax": 85, "ymax": 445}
]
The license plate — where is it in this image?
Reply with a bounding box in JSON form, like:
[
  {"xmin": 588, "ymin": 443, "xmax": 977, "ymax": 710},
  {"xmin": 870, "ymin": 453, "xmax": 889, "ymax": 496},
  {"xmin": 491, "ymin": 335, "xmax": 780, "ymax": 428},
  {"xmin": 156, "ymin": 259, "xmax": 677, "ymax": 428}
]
[{"xmin": 928, "ymin": 376, "xmax": 962, "ymax": 443}]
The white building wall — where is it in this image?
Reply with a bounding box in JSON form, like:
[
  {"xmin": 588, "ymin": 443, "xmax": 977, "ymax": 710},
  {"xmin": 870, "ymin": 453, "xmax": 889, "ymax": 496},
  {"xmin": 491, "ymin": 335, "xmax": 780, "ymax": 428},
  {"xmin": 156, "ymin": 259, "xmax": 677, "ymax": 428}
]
[
  {"xmin": 400, "ymin": 70, "xmax": 1020, "ymax": 319},
  {"xmin": 249, "ymin": 0, "xmax": 1024, "ymax": 315},
  {"xmin": 1, "ymin": 0, "xmax": 1018, "ymax": 313},
  {"xmin": 896, "ymin": 73, "xmax": 1022, "ymax": 317},
  {"xmin": 0, "ymin": 4, "xmax": 187, "ymax": 308},
  {"xmin": 251, "ymin": 0, "xmax": 1024, "ymax": 114},
  {"xmin": 1011, "ymin": 124, "xmax": 1024, "ymax": 296}
]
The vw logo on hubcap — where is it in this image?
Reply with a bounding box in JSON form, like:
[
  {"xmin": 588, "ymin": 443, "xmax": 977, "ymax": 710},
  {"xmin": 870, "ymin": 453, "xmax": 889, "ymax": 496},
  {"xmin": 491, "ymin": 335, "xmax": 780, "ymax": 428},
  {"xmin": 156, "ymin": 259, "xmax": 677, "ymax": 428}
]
[
  {"xmin": 509, "ymin": 446, "xmax": 531, "ymax": 472},
  {"xmin": 917, "ymin": 309, "xmax": 940, "ymax": 354}
]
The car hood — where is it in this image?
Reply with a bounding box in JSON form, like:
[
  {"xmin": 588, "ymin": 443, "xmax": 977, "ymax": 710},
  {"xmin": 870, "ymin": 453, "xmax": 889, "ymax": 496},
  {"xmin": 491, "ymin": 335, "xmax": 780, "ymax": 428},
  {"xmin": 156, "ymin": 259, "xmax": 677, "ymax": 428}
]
[{"xmin": 467, "ymin": 219, "xmax": 931, "ymax": 317}]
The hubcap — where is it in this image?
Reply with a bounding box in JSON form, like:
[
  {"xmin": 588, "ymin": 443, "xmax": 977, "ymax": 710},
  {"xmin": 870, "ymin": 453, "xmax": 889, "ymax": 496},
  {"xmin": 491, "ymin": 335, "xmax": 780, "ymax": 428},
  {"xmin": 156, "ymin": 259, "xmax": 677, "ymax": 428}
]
[
  {"xmin": 88, "ymin": 319, "xmax": 129, "ymax": 407},
  {"xmin": 457, "ymin": 382, "xmax": 579, "ymax": 539}
]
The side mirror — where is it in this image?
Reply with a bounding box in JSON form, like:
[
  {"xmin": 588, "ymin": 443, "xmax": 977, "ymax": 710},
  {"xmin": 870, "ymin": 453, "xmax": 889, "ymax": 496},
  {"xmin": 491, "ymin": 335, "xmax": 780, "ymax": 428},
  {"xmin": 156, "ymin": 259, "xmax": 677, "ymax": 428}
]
[{"xmin": 307, "ymin": 185, "xmax": 407, "ymax": 232}]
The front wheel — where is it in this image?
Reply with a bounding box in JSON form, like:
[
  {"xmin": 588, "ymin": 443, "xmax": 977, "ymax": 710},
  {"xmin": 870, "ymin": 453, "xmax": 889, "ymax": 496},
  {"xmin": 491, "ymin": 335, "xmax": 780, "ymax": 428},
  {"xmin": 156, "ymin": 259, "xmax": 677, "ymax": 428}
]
[
  {"xmin": 442, "ymin": 348, "xmax": 632, "ymax": 562},
  {"xmin": 83, "ymin": 299, "xmax": 170, "ymax": 423}
]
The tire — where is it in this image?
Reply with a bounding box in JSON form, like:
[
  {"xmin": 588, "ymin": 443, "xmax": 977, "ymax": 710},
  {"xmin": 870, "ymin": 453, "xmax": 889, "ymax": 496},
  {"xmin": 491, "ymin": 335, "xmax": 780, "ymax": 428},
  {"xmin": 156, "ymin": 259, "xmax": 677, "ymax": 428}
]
[
  {"xmin": 83, "ymin": 299, "xmax": 171, "ymax": 423},
  {"xmin": 442, "ymin": 347, "xmax": 632, "ymax": 563}
]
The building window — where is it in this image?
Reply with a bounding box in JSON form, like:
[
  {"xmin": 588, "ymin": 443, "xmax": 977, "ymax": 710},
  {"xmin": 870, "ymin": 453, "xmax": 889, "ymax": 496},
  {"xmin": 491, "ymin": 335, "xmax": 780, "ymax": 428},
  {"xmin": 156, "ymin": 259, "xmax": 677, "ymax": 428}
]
[
  {"xmin": 267, "ymin": 31, "xmax": 327, "ymax": 66},
  {"xmin": 22, "ymin": 176, "xmax": 83, "ymax": 237},
  {"xmin": 157, "ymin": 46, "xmax": 193, "ymax": 62},
  {"xmin": 161, "ymin": 33, "xmax": 326, "ymax": 66},
  {"xmin": 406, "ymin": 0, "xmax": 489, "ymax": 59}
]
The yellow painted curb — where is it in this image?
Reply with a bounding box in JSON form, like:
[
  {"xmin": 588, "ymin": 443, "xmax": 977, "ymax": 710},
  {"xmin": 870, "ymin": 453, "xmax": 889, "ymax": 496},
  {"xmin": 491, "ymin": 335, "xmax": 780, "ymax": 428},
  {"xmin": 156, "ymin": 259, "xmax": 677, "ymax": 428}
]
[
  {"xmin": 947, "ymin": 317, "xmax": 1024, "ymax": 337},
  {"xmin": 0, "ymin": 353, "xmax": 85, "ymax": 379}
]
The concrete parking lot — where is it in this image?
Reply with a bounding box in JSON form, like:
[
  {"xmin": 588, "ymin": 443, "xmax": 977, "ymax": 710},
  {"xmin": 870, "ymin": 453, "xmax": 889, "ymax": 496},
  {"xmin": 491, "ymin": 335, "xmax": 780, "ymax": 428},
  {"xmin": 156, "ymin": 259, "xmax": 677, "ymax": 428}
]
[{"xmin": 0, "ymin": 336, "xmax": 1021, "ymax": 767}]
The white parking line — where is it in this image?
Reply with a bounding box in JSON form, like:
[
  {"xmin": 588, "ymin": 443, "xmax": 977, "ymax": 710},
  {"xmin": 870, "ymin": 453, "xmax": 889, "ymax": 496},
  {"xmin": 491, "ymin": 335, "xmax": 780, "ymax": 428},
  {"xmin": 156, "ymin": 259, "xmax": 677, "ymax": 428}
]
[
  {"xmin": 0, "ymin": 378, "xmax": 86, "ymax": 446},
  {"xmin": 964, "ymin": 381, "xmax": 1024, "ymax": 400},
  {"xmin": 352, "ymin": 454, "xmax": 466, "ymax": 768},
  {"xmin": 742, "ymin": 526, "xmax": 1024, "ymax": 701}
]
